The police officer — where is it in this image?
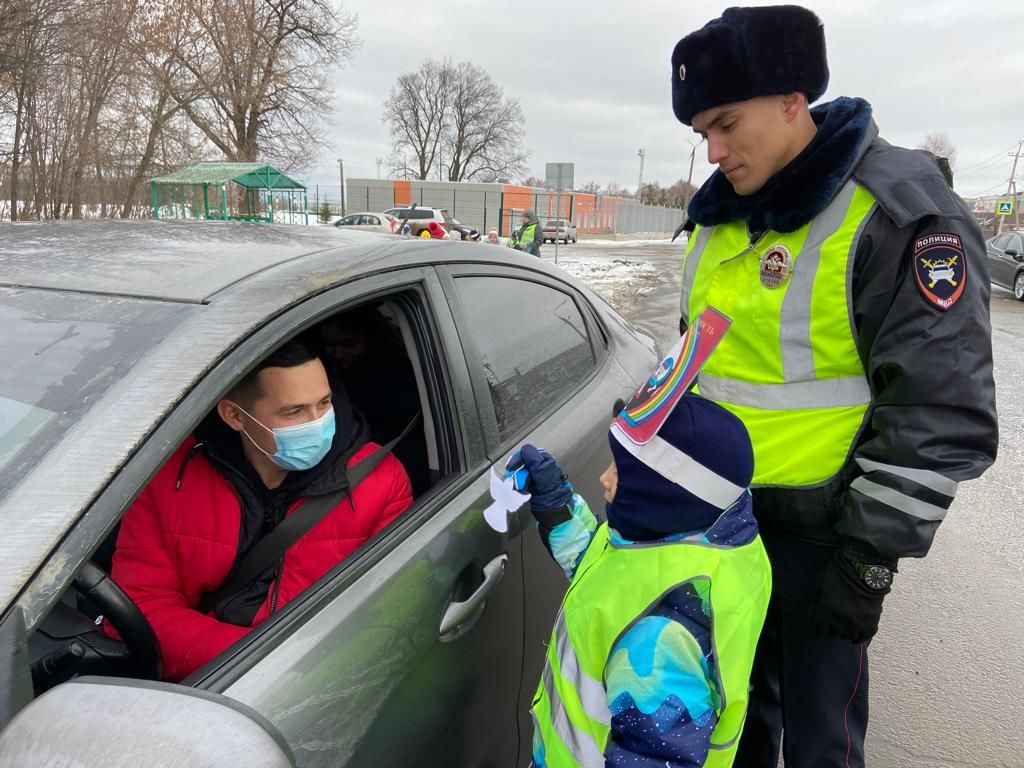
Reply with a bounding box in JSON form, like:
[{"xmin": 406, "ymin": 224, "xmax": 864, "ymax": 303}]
[
  {"xmin": 669, "ymin": 6, "xmax": 997, "ymax": 766},
  {"xmin": 514, "ymin": 209, "xmax": 543, "ymax": 257}
]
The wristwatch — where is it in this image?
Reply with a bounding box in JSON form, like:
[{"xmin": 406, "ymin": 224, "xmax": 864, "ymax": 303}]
[{"xmin": 852, "ymin": 561, "xmax": 894, "ymax": 591}]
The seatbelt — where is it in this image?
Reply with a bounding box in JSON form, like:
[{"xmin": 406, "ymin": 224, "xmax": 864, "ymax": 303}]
[{"xmin": 199, "ymin": 413, "xmax": 420, "ymax": 615}]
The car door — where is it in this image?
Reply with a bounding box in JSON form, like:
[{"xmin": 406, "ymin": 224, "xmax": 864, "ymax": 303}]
[
  {"xmin": 1005, "ymin": 234, "xmax": 1024, "ymax": 288},
  {"xmin": 83, "ymin": 267, "xmax": 526, "ymax": 768},
  {"xmin": 437, "ymin": 263, "xmax": 642, "ymax": 764},
  {"xmin": 987, "ymin": 234, "xmax": 1012, "ymax": 287}
]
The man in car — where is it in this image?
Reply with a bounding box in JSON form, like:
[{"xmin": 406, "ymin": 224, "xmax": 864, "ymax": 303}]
[{"xmin": 109, "ymin": 339, "xmax": 413, "ymax": 681}]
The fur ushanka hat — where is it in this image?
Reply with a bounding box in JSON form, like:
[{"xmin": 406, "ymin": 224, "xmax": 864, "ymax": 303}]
[{"xmin": 671, "ymin": 5, "xmax": 829, "ymax": 126}]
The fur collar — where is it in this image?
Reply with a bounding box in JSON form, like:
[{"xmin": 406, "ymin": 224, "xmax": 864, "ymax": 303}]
[{"xmin": 687, "ymin": 97, "xmax": 877, "ymax": 233}]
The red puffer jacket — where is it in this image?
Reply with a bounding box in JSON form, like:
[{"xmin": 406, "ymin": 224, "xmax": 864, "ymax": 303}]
[{"xmin": 109, "ymin": 435, "xmax": 413, "ymax": 682}]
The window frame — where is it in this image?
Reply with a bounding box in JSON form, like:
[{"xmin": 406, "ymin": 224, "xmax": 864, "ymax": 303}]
[
  {"xmin": 37, "ymin": 267, "xmax": 490, "ymax": 689},
  {"xmin": 436, "ymin": 263, "xmax": 610, "ymax": 457}
]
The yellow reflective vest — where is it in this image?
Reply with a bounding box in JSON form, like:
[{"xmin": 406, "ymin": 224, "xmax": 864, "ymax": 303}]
[
  {"xmin": 530, "ymin": 522, "xmax": 770, "ymax": 767},
  {"xmin": 680, "ymin": 180, "xmax": 875, "ymax": 487}
]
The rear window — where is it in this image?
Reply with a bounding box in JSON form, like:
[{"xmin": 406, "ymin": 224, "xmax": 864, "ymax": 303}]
[
  {"xmin": 0, "ymin": 289, "xmax": 191, "ymax": 503},
  {"xmin": 399, "ymin": 209, "xmax": 434, "ymax": 220},
  {"xmin": 545, "ymin": 220, "xmax": 566, "ymax": 227}
]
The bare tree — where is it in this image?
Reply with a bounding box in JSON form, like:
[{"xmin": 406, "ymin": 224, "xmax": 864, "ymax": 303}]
[
  {"xmin": 521, "ymin": 175, "xmax": 545, "ymax": 188},
  {"xmin": 577, "ymin": 181, "xmax": 601, "ymax": 194},
  {"xmin": 0, "ymin": 0, "xmax": 361, "ymax": 220},
  {"xmin": 384, "ymin": 58, "xmax": 527, "ymax": 183},
  {"xmin": 918, "ymin": 133, "xmax": 958, "ymax": 171},
  {"xmin": 443, "ymin": 60, "xmax": 526, "ymax": 182},
  {"xmin": 148, "ymin": 0, "xmax": 359, "ymax": 169},
  {"xmin": 663, "ymin": 178, "xmax": 698, "ymax": 209},
  {"xmin": 382, "ymin": 59, "xmax": 451, "ymax": 181}
]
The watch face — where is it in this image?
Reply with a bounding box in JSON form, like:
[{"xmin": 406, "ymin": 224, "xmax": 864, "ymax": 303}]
[{"xmin": 863, "ymin": 564, "xmax": 893, "ymax": 590}]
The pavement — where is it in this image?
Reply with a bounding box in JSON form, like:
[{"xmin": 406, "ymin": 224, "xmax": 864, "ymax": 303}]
[{"xmin": 548, "ymin": 240, "xmax": 1024, "ymax": 768}]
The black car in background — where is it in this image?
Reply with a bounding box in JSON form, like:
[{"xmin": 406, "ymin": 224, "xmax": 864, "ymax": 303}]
[{"xmin": 985, "ymin": 230, "xmax": 1024, "ymax": 300}]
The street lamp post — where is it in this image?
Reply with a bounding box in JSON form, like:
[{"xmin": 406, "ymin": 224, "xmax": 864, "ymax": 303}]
[
  {"xmin": 636, "ymin": 148, "xmax": 646, "ymax": 203},
  {"xmin": 337, "ymin": 158, "xmax": 345, "ymax": 217},
  {"xmin": 683, "ymin": 138, "xmax": 703, "ymax": 214}
]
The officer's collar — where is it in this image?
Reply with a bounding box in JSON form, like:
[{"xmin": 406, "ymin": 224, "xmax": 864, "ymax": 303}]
[{"xmin": 687, "ymin": 96, "xmax": 877, "ymax": 234}]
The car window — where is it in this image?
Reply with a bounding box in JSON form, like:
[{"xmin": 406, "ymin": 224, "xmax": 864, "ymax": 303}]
[
  {"xmin": 992, "ymin": 234, "xmax": 1010, "ymax": 249},
  {"xmin": 453, "ymin": 276, "xmax": 595, "ymax": 440},
  {"xmin": 402, "ymin": 210, "xmax": 433, "ymax": 220},
  {"xmin": 340, "ymin": 215, "xmax": 359, "ymax": 226},
  {"xmin": 1010, "ymin": 235, "xmax": 1024, "ymax": 253},
  {"xmin": 367, "ymin": 215, "xmax": 380, "ymax": 226}
]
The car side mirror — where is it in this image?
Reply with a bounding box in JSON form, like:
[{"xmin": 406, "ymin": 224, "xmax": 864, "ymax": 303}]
[
  {"xmin": 1006, "ymin": 249, "xmax": 1019, "ymax": 258},
  {"xmin": 0, "ymin": 677, "xmax": 295, "ymax": 767}
]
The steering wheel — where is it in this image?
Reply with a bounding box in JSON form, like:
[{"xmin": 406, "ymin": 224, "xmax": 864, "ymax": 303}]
[{"xmin": 73, "ymin": 561, "xmax": 163, "ymax": 681}]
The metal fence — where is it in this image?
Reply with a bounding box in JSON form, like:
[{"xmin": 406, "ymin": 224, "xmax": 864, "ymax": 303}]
[{"xmin": 343, "ymin": 178, "xmax": 685, "ymax": 236}]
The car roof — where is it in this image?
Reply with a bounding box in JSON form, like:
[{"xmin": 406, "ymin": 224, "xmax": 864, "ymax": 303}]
[{"xmin": 0, "ymin": 220, "xmax": 375, "ymax": 303}]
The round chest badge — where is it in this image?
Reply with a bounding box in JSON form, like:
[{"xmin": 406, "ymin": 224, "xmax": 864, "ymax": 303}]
[{"xmin": 759, "ymin": 245, "xmax": 792, "ymax": 288}]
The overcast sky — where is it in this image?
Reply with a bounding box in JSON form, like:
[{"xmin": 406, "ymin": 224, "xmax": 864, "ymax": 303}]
[{"xmin": 307, "ymin": 0, "xmax": 1024, "ymax": 200}]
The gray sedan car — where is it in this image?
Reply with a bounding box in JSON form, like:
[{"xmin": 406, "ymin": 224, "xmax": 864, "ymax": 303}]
[{"xmin": 0, "ymin": 221, "xmax": 656, "ymax": 767}]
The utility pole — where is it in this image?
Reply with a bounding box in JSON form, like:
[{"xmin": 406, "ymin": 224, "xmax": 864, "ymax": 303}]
[
  {"xmin": 337, "ymin": 158, "xmax": 345, "ymax": 217},
  {"xmin": 636, "ymin": 149, "xmax": 646, "ymax": 203},
  {"xmin": 997, "ymin": 140, "xmax": 1022, "ymax": 236},
  {"xmin": 683, "ymin": 138, "xmax": 702, "ymax": 214}
]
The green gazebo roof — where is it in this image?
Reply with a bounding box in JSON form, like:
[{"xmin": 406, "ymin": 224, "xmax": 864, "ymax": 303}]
[{"xmin": 151, "ymin": 163, "xmax": 306, "ymax": 190}]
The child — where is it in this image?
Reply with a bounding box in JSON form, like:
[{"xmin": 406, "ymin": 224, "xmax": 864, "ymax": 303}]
[{"xmin": 506, "ymin": 392, "xmax": 771, "ymax": 768}]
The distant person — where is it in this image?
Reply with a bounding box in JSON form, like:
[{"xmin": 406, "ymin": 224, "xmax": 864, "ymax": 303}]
[
  {"xmin": 109, "ymin": 339, "xmax": 413, "ymax": 681},
  {"xmin": 486, "ymin": 228, "xmax": 500, "ymax": 245},
  {"xmin": 513, "ymin": 210, "xmax": 543, "ymax": 257},
  {"xmin": 426, "ymin": 221, "xmax": 448, "ymax": 239}
]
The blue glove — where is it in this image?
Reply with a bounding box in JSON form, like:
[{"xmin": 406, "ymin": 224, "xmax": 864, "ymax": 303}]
[{"xmin": 505, "ymin": 444, "xmax": 573, "ymax": 514}]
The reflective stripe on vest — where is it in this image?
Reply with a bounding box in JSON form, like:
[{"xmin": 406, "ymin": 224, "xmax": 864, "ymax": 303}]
[
  {"xmin": 680, "ymin": 180, "xmax": 878, "ymax": 487},
  {"xmin": 531, "ymin": 523, "xmax": 771, "ymax": 767}
]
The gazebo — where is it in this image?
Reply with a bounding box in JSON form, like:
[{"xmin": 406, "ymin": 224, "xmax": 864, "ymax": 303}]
[{"xmin": 150, "ymin": 162, "xmax": 308, "ymax": 224}]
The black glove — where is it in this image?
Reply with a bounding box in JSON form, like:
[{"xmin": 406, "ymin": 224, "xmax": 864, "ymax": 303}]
[{"xmin": 810, "ymin": 551, "xmax": 890, "ymax": 644}]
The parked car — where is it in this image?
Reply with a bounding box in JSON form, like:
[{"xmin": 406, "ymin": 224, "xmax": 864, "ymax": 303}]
[
  {"xmin": 542, "ymin": 219, "xmax": 578, "ymax": 244},
  {"xmin": 334, "ymin": 212, "xmax": 398, "ymax": 233},
  {"xmin": 0, "ymin": 220, "xmax": 656, "ymax": 767},
  {"xmin": 446, "ymin": 217, "xmax": 479, "ymax": 241},
  {"xmin": 985, "ymin": 230, "xmax": 1024, "ymax": 300},
  {"xmin": 383, "ymin": 206, "xmax": 455, "ymax": 238}
]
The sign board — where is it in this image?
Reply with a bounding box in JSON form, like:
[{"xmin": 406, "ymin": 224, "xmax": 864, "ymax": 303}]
[
  {"xmin": 998, "ymin": 200, "xmax": 1013, "ymax": 215},
  {"xmin": 545, "ymin": 162, "xmax": 574, "ymax": 192}
]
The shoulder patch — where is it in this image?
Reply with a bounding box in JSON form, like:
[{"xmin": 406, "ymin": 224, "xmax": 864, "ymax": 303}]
[{"xmin": 913, "ymin": 233, "xmax": 965, "ymax": 311}]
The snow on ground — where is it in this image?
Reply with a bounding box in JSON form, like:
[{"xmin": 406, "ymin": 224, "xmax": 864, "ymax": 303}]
[
  {"xmin": 571, "ymin": 237, "xmax": 681, "ymax": 248},
  {"xmin": 552, "ymin": 250, "xmax": 664, "ymax": 307}
]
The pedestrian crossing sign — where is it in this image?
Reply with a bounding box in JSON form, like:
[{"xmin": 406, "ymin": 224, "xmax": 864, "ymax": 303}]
[{"xmin": 998, "ymin": 201, "xmax": 1013, "ymax": 215}]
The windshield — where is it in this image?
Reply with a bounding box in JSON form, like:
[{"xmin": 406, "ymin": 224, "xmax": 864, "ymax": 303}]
[
  {"xmin": 546, "ymin": 220, "xmax": 566, "ymax": 226},
  {"xmin": 0, "ymin": 288, "xmax": 192, "ymax": 504}
]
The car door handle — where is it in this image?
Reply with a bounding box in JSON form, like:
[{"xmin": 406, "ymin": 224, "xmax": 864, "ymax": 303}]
[{"xmin": 438, "ymin": 554, "xmax": 508, "ymax": 640}]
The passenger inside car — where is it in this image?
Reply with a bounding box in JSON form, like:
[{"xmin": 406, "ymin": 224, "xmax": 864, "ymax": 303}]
[
  {"xmin": 107, "ymin": 338, "xmax": 413, "ymax": 681},
  {"xmin": 317, "ymin": 305, "xmax": 430, "ymax": 495}
]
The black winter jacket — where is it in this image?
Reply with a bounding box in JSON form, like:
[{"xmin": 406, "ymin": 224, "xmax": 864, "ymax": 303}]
[{"xmin": 681, "ymin": 97, "xmax": 998, "ymax": 563}]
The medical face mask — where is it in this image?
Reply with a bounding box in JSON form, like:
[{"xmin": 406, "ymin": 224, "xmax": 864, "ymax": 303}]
[{"xmin": 234, "ymin": 403, "xmax": 336, "ymax": 471}]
